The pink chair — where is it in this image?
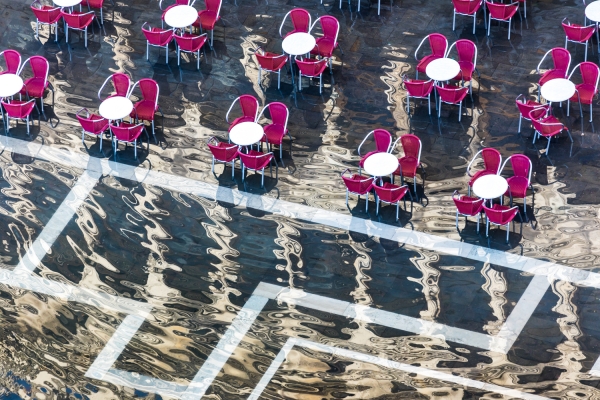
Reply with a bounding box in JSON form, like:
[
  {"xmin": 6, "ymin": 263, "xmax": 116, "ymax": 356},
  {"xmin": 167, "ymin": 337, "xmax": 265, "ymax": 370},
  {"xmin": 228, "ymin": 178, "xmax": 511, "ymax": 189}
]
[
  {"xmin": 81, "ymin": 0, "xmax": 112, "ymax": 25},
  {"xmin": 453, "ymin": 190, "xmax": 484, "ymax": 232},
  {"xmin": 436, "ymin": 84, "xmax": 469, "ymax": 121},
  {"xmin": 257, "ymin": 102, "xmax": 291, "ymax": 166},
  {"xmin": 373, "ymin": 183, "xmax": 412, "ymax": 221},
  {"xmin": 174, "ymin": 32, "xmax": 208, "ymax": 69},
  {"xmin": 341, "ymin": 168, "xmax": 375, "ymax": 212},
  {"xmin": 403, "ymin": 74, "xmax": 434, "ymax": 115},
  {"xmin": 446, "ymin": 39, "xmax": 478, "ymax": 95},
  {"xmin": 466, "ymin": 148, "xmax": 502, "ymax": 195},
  {"xmin": 0, "ymin": 50, "xmax": 21, "ymax": 76},
  {"xmin": 357, "ymin": 129, "xmax": 393, "ymax": 173},
  {"xmin": 391, "ymin": 134, "xmax": 423, "ymax": 200},
  {"xmin": 295, "ymin": 56, "xmax": 328, "ymax": 94},
  {"xmin": 515, "ymin": 94, "xmax": 548, "ymax": 134},
  {"xmin": 537, "ymin": 48, "xmax": 571, "ymax": 99},
  {"xmin": 452, "ymin": 0, "xmax": 483, "ymax": 34},
  {"xmin": 207, "ymin": 136, "xmax": 239, "ymax": 178},
  {"xmin": 486, "ymin": 1, "xmax": 519, "ymax": 39},
  {"xmin": 500, "ymin": 154, "xmax": 533, "ymax": 222},
  {"xmin": 128, "ymin": 79, "xmax": 162, "ymax": 141},
  {"xmin": 529, "ymin": 107, "xmax": 573, "ymax": 158},
  {"xmin": 18, "ymin": 56, "xmax": 54, "ymax": 117},
  {"xmin": 239, "ymin": 150, "xmax": 275, "ymax": 188},
  {"xmin": 567, "ymin": 61, "xmax": 600, "ymax": 122},
  {"xmin": 76, "ymin": 108, "xmax": 109, "ymax": 150},
  {"xmin": 61, "ymin": 10, "xmax": 95, "ymax": 48},
  {"xmin": 415, "ymin": 33, "xmax": 448, "ymax": 79},
  {"xmin": 98, "ymin": 73, "xmax": 131, "ymax": 100},
  {"xmin": 31, "ymin": 0, "xmax": 61, "ymax": 41},
  {"xmin": 110, "ymin": 122, "xmax": 146, "ymax": 160},
  {"xmin": 226, "ymin": 95, "xmax": 259, "ymax": 131},
  {"xmin": 562, "ymin": 18, "xmax": 595, "ymax": 61},
  {"xmin": 1, "ymin": 99, "xmax": 37, "ymax": 136},
  {"xmin": 309, "ymin": 16, "xmax": 341, "ymax": 73},
  {"xmin": 483, "ymin": 204, "xmax": 520, "ymax": 243},
  {"xmin": 279, "ymin": 8, "xmax": 311, "ymax": 38},
  {"xmin": 255, "ymin": 49, "xmax": 288, "ymax": 90},
  {"xmin": 194, "ymin": 0, "xmax": 222, "ymax": 48},
  {"xmin": 142, "ymin": 22, "xmax": 173, "ymax": 63}
]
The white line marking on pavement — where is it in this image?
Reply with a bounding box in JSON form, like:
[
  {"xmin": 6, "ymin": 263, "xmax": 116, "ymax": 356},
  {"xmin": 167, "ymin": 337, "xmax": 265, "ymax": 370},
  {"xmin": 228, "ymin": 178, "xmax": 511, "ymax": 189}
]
[
  {"xmin": 14, "ymin": 169, "xmax": 101, "ymax": 273},
  {"xmin": 250, "ymin": 337, "xmax": 551, "ymax": 400}
]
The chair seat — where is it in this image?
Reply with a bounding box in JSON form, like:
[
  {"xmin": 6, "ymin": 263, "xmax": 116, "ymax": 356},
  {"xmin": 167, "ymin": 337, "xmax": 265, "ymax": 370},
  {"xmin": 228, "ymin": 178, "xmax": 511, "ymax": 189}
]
[
  {"xmin": 260, "ymin": 123, "xmax": 287, "ymax": 144},
  {"xmin": 538, "ymin": 69, "xmax": 567, "ymax": 86},
  {"xmin": 21, "ymin": 78, "xmax": 48, "ymax": 98},
  {"xmin": 394, "ymin": 156, "xmax": 418, "ymax": 177},
  {"xmin": 468, "ymin": 170, "xmax": 494, "ymax": 187},
  {"xmin": 376, "ymin": 182, "xmax": 409, "ymax": 203},
  {"xmin": 416, "ymin": 54, "xmax": 441, "ymax": 74},
  {"xmin": 211, "ymin": 142, "xmax": 239, "ymax": 162},
  {"xmin": 131, "ymin": 100, "xmax": 157, "ymax": 121},
  {"xmin": 241, "ymin": 150, "xmax": 273, "ymax": 170},
  {"xmin": 505, "ymin": 176, "xmax": 529, "ymax": 198},
  {"xmin": 453, "ymin": 61, "xmax": 474, "ymax": 81},
  {"xmin": 571, "ymin": 83, "xmax": 597, "ymax": 104},
  {"xmin": 311, "ymin": 37, "xmax": 336, "ymax": 58}
]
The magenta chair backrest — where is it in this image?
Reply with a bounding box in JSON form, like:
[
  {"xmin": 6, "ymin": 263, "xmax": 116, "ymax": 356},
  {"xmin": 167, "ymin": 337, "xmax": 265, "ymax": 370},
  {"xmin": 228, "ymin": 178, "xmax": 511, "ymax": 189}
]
[
  {"xmin": 437, "ymin": 85, "xmax": 468, "ymax": 103},
  {"xmin": 483, "ymin": 205, "xmax": 518, "ymax": 225},
  {"xmin": 481, "ymin": 148, "xmax": 502, "ymax": 174},
  {"xmin": 374, "ymin": 184, "xmax": 408, "ymax": 203},
  {"xmin": 86, "ymin": 0, "xmax": 104, "ymax": 7},
  {"xmin": 453, "ymin": 195, "xmax": 484, "ymax": 216},
  {"xmin": 205, "ymin": 0, "xmax": 222, "ymax": 14},
  {"xmin": 256, "ymin": 52, "xmax": 287, "ymax": 71},
  {"xmin": 531, "ymin": 118, "xmax": 563, "ymax": 136},
  {"xmin": 578, "ymin": 61, "xmax": 600, "ymax": 86},
  {"xmin": 550, "ymin": 47, "xmax": 570, "ymax": 72},
  {"xmin": 428, "ymin": 33, "xmax": 448, "ymax": 57},
  {"xmin": 137, "ymin": 78, "xmax": 159, "ymax": 104},
  {"xmin": 62, "ymin": 10, "xmax": 94, "ymax": 28},
  {"xmin": 296, "ymin": 58, "xmax": 328, "ymax": 76},
  {"xmin": 239, "ymin": 152, "xmax": 273, "ymax": 170},
  {"xmin": 509, "ymin": 154, "xmax": 531, "ymax": 180},
  {"xmin": 562, "ymin": 21, "xmax": 595, "ymax": 42},
  {"xmin": 1, "ymin": 100, "xmax": 35, "ymax": 118},
  {"xmin": 486, "ymin": 1, "xmax": 518, "ymax": 19},
  {"xmin": 174, "ymin": 33, "xmax": 207, "ymax": 51},
  {"xmin": 516, "ymin": 95, "xmax": 545, "ymax": 118},
  {"xmin": 404, "ymin": 78, "xmax": 434, "ymax": 97},
  {"xmin": 454, "ymin": 39, "xmax": 476, "ymax": 63},
  {"xmin": 290, "ymin": 8, "xmax": 311, "ymax": 33},
  {"xmin": 318, "ymin": 16, "xmax": 339, "ymax": 42},
  {"xmin": 31, "ymin": 3, "xmax": 62, "ymax": 23},
  {"xmin": 373, "ymin": 129, "xmax": 392, "ymax": 152},
  {"xmin": 401, "ymin": 134, "xmax": 421, "ymax": 161},
  {"xmin": 142, "ymin": 24, "xmax": 173, "ymax": 46},
  {"xmin": 452, "ymin": 0, "xmax": 481, "ymax": 14},
  {"xmin": 111, "ymin": 123, "xmax": 144, "ymax": 142},
  {"xmin": 342, "ymin": 173, "xmax": 374, "ymax": 194},
  {"xmin": 19, "ymin": 56, "xmax": 49, "ymax": 82},
  {"xmin": 112, "ymin": 73, "xmax": 131, "ymax": 97},
  {"xmin": 1, "ymin": 50, "xmax": 21, "ymax": 74},
  {"xmin": 207, "ymin": 141, "xmax": 238, "ymax": 161},
  {"xmin": 238, "ymin": 95, "xmax": 259, "ymax": 119},
  {"xmin": 77, "ymin": 112, "xmax": 109, "ymax": 134},
  {"xmin": 265, "ymin": 102, "xmax": 289, "ymax": 128}
]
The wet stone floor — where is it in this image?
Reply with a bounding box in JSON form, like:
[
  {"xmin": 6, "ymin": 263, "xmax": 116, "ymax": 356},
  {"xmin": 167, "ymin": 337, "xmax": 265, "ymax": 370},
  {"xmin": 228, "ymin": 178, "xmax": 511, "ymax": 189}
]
[{"xmin": 2, "ymin": 0, "xmax": 600, "ymax": 398}]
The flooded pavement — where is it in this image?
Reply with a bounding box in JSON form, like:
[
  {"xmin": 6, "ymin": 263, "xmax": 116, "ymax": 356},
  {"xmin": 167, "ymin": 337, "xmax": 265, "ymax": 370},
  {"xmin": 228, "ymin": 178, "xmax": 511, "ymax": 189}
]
[{"xmin": 0, "ymin": 0, "xmax": 600, "ymax": 398}]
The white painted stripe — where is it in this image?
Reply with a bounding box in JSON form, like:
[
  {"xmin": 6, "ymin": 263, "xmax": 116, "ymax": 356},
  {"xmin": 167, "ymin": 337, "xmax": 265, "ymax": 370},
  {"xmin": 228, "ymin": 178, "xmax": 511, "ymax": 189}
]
[
  {"xmin": 14, "ymin": 169, "xmax": 101, "ymax": 273},
  {"xmin": 85, "ymin": 314, "xmax": 146, "ymax": 380},
  {"xmin": 250, "ymin": 337, "xmax": 551, "ymax": 400},
  {"xmin": 1, "ymin": 135, "xmax": 596, "ymax": 290},
  {"xmin": 490, "ymin": 274, "xmax": 551, "ymax": 353},
  {"xmin": 102, "ymin": 368, "xmax": 188, "ymax": 399},
  {"xmin": 180, "ymin": 289, "xmax": 270, "ymax": 399}
]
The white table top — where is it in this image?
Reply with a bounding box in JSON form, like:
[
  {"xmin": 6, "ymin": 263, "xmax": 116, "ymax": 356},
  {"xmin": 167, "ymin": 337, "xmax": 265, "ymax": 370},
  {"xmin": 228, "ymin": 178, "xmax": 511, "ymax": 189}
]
[
  {"xmin": 363, "ymin": 152, "xmax": 398, "ymax": 177},
  {"xmin": 164, "ymin": 5, "xmax": 198, "ymax": 28},
  {"xmin": 282, "ymin": 32, "xmax": 317, "ymax": 56},
  {"xmin": 0, "ymin": 74, "xmax": 23, "ymax": 98},
  {"xmin": 229, "ymin": 122, "xmax": 264, "ymax": 146},
  {"xmin": 53, "ymin": 0, "xmax": 82, "ymax": 7},
  {"xmin": 99, "ymin": 96, "xmax": 134, "ymax": 120},
  {"xmin": 586, "ymin": 1, "xmax": 600, "ymax": 22},
  {"xmin": 425, "ymin": 58, "xmax": 461, "ymax": 82},
  {"xmin": 540, "ymin": 78, "xmax": 575, "ymax": 103},
  {"xmin": 472, "ymin": 174, "xmax": 508, "ymax": 200}
]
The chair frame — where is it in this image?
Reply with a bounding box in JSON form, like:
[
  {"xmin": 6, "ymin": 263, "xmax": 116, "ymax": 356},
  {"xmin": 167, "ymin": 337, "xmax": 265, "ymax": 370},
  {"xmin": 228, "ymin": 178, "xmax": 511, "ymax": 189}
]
[
  {"xmin": 414, "ymin": 34, "xmax": 448, "ymax": 79},
  {"xmin": 97, "ymin": 73, "xmax": 131, "ymax": 100},
  {"xmin": 402, "ymin": 74, "xmax": 433, "ymax": 116},
  {"xmin": 207, "ymin": 136, "xmax": 239, "ymax": 179},
  {"xmin": 255, "ymin": 47, "xmax": 288, "ymax": 90},
  {"xmin": 530, "ymin": 106, "xmax": 574, "ymax": 158},
  {"xmin": 390, "ymin": 135, "xmax": 424, "ymax": 201},
  {"xmin": 142, "ymin": 22, "xmax": 172, "ymax": 63},
  {"xmin": 446, "ymin": 39, "xmax": 479, "ymax": 96},
  {"xmin": 483, "ymin": 204, "xmax": 521, "ymax": 243},
  {"xmin": 562, "ymin": 17, "xmax": 596, "ymax": 62},
  {"xmin": 2, "ymin": 99, "xmax": 38, "ymax": 136},
  {"xmin": 240, "ymin": 150, "xmax": 276, "ymax": 188},
  {"xmin": 76, "ymin": 107, "xmax": 109, "ymax": 150},
  {"xmin": 566, "ymin": 62, "xmax": 600, "ymax": 122},
  {"xmin": 62, "ymin": 9, "xmax": 96, "ymax": 48},
  {"xmin": 340, "ymin": 168, "xmax": 375, "ymax": 212},
  {"xmin": 452, "ymin": 0, "xmax": 483, "ymax": 35},
  {"xmin": 31, "ymin": 0, "xmax": 61, "ymax": 42},
  {"xmin": 257, "ymin": 103, "xmax": 291, "ymax": 165},
  {"xmin": 174, "ymin": 32, "xmax": 208, "ymax": 70},
  {"xmin": 18, "ymin": 56, "xmax": 55, "ymax": 118},
  {"xmin": 466, "ymin": 148, "xmax": 502, "ymax": 195},
  {"xmin": 486, "ymin": 0, "xmax": 520, "ymax": 40},
  {"xmin": 225, "ymin": 95, "xmax": 259, "ymax": 125},
  {"xmin": 499, "ymin": 155, "xmax": 533, "ymax": 222},
  {"xmin": 110, "ymin": 122, "xmax": 147, "ymax": 160},
  {"xmin": 453, "ymin": 190, "xmax": 484, "ymax": 233},
  {"xmin": 375, "ymin": 184, "xmax": 413, "ymax": 221},
  {"xmin": 279, "ymin": 8, "xmax": 312, "ymax": 38},
  {"xmin": 127, "ymin": 79, "xmax": 163, "ymax": 141},
  {"xmin": 295, "ymin": 55, "xmax": 328, "ymax": 94}
]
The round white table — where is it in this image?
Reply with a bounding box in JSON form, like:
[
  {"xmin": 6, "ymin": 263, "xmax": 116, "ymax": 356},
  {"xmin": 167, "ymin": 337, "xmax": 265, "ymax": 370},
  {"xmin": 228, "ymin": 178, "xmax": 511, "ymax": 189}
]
[
  {"xmin": 229, "ymin": 122, "xmax": 264, "ymax": 146},
  {"xmin": 472, "ymin": 175, "xmax": 508, "ymax": 201},
  {"xmin": 540, "ymin": 78, "xmax": 575, "ymax": 103},
  {"xmin": 282, "ymin": 32, "xmax": 317, "ymax": 56},
  {"xmin": 53, "ymin": 0, "xmax": 82, "ymax": 7},
  {"xmin": 586, "ymin": 1, "xmax": 600, "ymax": 23},
  {"xmin": 425, "ymin": 58, "xmax": 461, "ymax": 82},
  {"xmin": 363, "ymin": 152, "xmax": 398, "ymax": 177},
  {"xmin": 99, "ymin": 96, "xmax": 134, "ymax": 120},
  {"xmin": 164, "ymin": 5, "xmax": 198, "ymax": 29},
  {"xmin": 0, "ymin": 74, "xmax": 23, "ymax": 98}
]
